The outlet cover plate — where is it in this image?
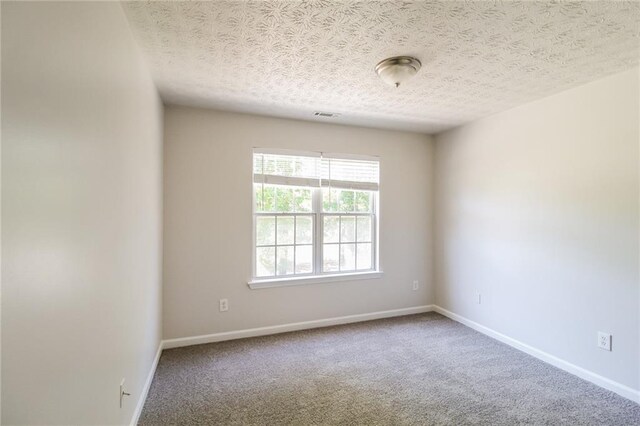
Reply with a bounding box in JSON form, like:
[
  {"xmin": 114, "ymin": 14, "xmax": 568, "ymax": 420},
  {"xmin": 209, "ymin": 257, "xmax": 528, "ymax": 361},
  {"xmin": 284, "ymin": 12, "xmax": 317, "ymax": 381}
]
[
  {"xmin": 597, "ymin": 332, "xmax": 612, "ymax": 351},
  {"xmin": 219, "ymin": 298, "xmax": 229, "ymax": 312}
]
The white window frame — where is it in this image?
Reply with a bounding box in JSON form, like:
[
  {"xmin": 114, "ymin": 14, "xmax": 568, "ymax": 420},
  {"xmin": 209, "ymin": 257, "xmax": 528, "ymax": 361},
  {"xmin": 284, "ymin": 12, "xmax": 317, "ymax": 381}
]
[
  {"xmin": 316, "ymin": 193, "xmax": 377, "ymax": 275},
  {"xmin": 253, "ymin": 212, "xmax": 317, "ymax": 279},
  {"xmin": 249, "ymin": 151, "xmax": 382, "ymax": 289}
]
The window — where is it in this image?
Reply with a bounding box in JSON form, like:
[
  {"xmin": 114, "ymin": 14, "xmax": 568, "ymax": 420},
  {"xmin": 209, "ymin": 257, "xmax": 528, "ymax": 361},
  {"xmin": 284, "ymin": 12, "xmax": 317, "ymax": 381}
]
[{"xmin": 252, "ymin": 149, "xmax": 379, "ymax": 284}]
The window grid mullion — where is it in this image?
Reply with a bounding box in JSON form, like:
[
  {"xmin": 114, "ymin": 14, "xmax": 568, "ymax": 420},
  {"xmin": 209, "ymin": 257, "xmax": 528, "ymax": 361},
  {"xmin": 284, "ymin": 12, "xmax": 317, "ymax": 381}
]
[
  {"xmin": 338, "ymin": 215, "xmax": 342, "ymax": 271},
  {"xmin": 252, "ymin": 188, "xmax": 256, "ymax": 278},
  {"xmin": 313, "ymin": 188, "xmax": 322, "ymax": 274},
  {"xmin": 274, "ymin": 216, "xmax": 278, "ymax": 276},
  {"xmin": 355, "ymin": 216, "xmax": 358, "ymax": 270},
  {"xmin": 372, "ymin": 193, "xmax": 377, "ymax": 270}
]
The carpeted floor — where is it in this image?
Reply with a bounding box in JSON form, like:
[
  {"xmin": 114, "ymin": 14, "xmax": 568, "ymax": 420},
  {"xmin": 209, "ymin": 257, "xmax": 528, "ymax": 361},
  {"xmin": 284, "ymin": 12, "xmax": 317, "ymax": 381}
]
[{"xmin": 140, "ymin": 313, "xmax": 640, "ymax": 425}]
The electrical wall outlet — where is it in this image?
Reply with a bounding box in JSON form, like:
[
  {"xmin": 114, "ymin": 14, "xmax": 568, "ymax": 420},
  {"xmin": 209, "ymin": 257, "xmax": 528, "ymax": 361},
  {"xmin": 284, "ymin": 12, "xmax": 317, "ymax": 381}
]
[
  {"xmin": 476, "ymin": 292, "xmax": 482, "ymax": 304},
  {"xmin": 597, "ymin": 332, "xmax": 612, "ymax": 351},
  {"xmin": 412, "ymin": 280, "xmax": 419, "ymax": 291},
  {"xmin": 219, "ymin": 298, "xmax": 229, "ymax": 312}
]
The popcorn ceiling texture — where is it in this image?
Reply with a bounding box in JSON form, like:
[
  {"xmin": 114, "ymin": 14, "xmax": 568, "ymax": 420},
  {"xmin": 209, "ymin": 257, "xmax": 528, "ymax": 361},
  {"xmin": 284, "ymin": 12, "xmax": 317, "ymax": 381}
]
[{"xmin": 122, "ymin": 1, "xmax": 640, "ymax": 133}]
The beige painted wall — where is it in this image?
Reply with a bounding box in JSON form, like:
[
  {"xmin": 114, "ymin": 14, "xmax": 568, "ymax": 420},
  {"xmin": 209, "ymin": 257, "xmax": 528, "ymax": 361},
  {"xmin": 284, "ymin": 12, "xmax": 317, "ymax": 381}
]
[
  {"xmin": 434, "ymin": 67, "xmax": 640, "ymax": 391},
  {"xmin": 163, "ymin": 106, "xmax": 434, "ymax": 339},
  {"xmin": 2, "ymin": 2, "xmax": 163, "ymax": 424}
]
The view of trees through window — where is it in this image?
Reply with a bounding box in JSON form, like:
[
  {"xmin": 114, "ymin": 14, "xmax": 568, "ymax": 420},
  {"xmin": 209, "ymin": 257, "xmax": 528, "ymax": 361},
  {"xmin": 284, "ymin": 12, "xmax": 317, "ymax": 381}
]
[
  {"xmin": 253, "ymin": 151, "xmax": 379, "ymax": 280},
  {"xmin": 255, "ymin": 186, "xmax": 312, "ymax": 212},
  {"xmin": 254, "ymin": 184, "xmax": 375, "ymax": 278},
  {"xmin": 322, "ymin": 188, "xmax": 371, "ymax": 213}
]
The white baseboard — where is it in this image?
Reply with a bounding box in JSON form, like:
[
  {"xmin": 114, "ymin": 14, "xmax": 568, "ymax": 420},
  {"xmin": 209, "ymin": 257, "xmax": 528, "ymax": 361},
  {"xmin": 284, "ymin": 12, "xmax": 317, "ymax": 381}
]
[
  {"xmin": 433, "ymin": 305, "xmax": 640, "ymax": 404},
  {"xmin": 130, "ymin": 342, "xmax": 163, "ymax": 426},
  {"xmin": 162, "ymin": 305, "xmax": 434, "ymax": 350}
]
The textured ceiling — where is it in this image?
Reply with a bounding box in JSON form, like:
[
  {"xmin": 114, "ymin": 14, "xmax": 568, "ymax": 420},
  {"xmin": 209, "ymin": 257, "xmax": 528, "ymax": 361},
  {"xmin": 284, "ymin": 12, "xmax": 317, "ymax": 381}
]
[{"xmin": 122, "ymin": 1, "xmax": 640, "ymax": 133}]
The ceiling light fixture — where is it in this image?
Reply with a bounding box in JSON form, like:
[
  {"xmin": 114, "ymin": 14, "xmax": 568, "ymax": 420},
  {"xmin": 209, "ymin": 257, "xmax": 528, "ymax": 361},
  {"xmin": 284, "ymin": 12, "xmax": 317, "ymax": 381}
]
[{"xmin": 375, "ymin": 56, "xmax": 422, "ymax": 88}]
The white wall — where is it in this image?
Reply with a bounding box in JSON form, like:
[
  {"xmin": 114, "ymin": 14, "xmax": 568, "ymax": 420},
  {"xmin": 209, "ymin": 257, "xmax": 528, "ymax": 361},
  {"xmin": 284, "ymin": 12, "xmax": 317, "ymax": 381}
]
[
  {"xmin": 2, "ymin": 2, "xmax": 163, "ymax": 424},
  {"xmin": 163, "ymin": 106, "xmax": 434, "ymax": 339},
  {"xmin": 434, "ymin": 67, "xmax": 639, "ymax": 392}
]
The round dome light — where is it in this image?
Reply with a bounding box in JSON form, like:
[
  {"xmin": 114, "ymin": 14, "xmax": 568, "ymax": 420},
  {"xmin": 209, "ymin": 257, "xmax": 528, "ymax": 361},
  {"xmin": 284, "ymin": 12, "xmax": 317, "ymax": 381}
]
[{"xmin": 375, "ymin": 56, "xmax": 422, "ymax": 88}]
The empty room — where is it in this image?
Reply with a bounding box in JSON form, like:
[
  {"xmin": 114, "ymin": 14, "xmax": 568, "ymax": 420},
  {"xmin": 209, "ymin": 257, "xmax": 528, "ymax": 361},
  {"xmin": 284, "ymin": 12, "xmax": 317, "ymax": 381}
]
[{"xmin": 2, "ymin": 1, "xmax": 639, "ymax": 425}]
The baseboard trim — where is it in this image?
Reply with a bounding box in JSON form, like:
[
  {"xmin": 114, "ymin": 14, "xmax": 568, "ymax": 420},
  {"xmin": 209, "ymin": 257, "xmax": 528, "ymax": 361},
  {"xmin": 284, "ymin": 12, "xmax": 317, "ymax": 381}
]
[
  {"xmin": 130, "ymin": 342, "xmax": 163, "ymax": 426},
  {"xmin": 162, "ymin": 305, "xmax": 435, "ymax": 350},
  {"xmin": 130, "ymin": 305, "xmax": 638, "ymax": 423},
  {"xmin": 432, "ymin": 305, "xmax": 640, "ymax": 404}
]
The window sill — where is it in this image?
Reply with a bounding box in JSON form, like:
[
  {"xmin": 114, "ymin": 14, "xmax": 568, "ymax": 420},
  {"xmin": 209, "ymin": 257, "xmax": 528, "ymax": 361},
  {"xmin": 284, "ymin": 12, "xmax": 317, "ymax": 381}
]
[{"xmin": 248, "ymin": 271, "xmax": 383, "ymax": 290}]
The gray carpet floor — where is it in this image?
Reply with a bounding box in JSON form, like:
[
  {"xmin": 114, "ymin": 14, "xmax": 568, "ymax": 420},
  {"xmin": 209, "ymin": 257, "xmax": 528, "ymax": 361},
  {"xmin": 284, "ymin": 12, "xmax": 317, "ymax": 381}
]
[{"xmin": 140, "ymin": 313, "xmax": 640, "ymax": 425}]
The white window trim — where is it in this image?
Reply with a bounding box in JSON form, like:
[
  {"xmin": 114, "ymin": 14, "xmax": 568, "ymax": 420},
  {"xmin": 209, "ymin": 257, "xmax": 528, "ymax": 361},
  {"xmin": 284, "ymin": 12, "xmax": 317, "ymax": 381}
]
[{"xmin": 248, "ymin": 270, "xmax": 384, "ymax": 289}]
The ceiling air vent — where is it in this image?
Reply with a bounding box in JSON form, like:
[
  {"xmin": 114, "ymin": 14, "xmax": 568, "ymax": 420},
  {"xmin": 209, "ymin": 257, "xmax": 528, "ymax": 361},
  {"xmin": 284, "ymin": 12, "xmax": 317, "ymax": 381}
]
[{"xmin": 314, "ymin": 111, "xmax": 341, "ymax": 118}]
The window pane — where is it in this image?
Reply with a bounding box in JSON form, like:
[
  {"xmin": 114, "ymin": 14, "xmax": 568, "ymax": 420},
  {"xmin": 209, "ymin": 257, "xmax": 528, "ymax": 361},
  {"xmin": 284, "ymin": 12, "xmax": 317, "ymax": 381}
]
[
  {"xmin": 255, "ymin": 185, "xmax": 275, "ymax": 212},
  {"xmin": 256, "ymin": 216, "xmax": 275, "ymax": 245},
  {"xmin": 340, "ymin": 216, "xmax": 355, "ymax": 242},
  {"xmin": 357, "ymin": 216, "xmax": 371, "ymax": 242},
  {"xmin": 294, "ymin": 188, "xmax": 312, "ymax": 212},
  {"xmin": 339, "ymin": 190, "xmax": 355, "ymax": 212},
  {"xmin": 275, "ymin": 187, "xmax": 294, "ymax": 212},
  {"xmin": 255, "ymin": 186, "xmax": 263, "ymax": 211},
  {"xmin": 323, "ymin": 244, "xmax": 339, "ymax": 272},
  {"xmin": 322, "ymin": 188, "xmax": 340, "ymax": 212},
  {"xmin": 296, "ymin": 216, "xmax": 313, "ymax": 244},
  {"xmin": 323, "ymin": 216, "xmax": 339, "ymax": 243},
  {"xmin": 340, "ymin": 243, "xmax": 356, "ymax": 271},
  {"xmin": 295, "ymin": 245, "xmax": 313, "ymax": 274},
  {"xmin": 277, "ymin": 246, "xmax": 294, "ymax": 275},
  {"xmin": 356, "ymin": 243, "xmax": 372, "ymax": 270},
  {"xmin": 355, "ymin": 191, "xmax": 371, "ymax": 212},
  {"xmin": 322, "ymin": 188, "xmax": 365, "ymax": 213},
  {"xmin": 277, "ymin": 216, "xmax": 294, "ymax": 245},
  {"xmin": 256, "ymin": 247, "xmax": 275, "ymax": 277}
]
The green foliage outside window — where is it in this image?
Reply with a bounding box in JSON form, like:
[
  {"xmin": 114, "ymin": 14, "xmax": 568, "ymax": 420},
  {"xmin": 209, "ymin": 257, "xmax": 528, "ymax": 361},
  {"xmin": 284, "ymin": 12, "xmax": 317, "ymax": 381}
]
[
  {"xmin": 255, "ymin": 185, "xmax": 311, "ymax": 212},
  {"xmin": 256, "ymin": 185, "xmax": 371, "ymax": 214},
  {"xmin": 255, "ymin": 183, "xmax": 374, "ymax": 277},
  {"xmin": 322, "ymin": 188, "xmax": 371, "ymax": 212}
]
